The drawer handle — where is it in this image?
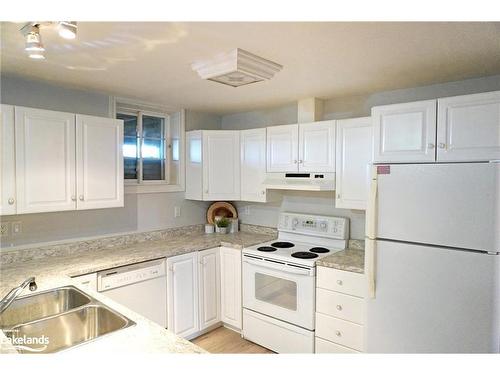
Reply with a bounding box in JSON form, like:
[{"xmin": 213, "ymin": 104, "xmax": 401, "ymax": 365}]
[
  {"xmin": 335, "ymin": 330, "xmax": 342, "ymax": 337},
  {"xmin": 336, "ymin": 305, "xmax": 342, "ymax": 311},
  {"xmin": 336, "ymin": 279, "xmax": 343, "ymax": 286}
]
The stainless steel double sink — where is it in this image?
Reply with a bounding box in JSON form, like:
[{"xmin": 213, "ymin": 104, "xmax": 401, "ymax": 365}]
[{"xmin": 0, "ymin": 286, "xmax": 135, "ymax": 353}]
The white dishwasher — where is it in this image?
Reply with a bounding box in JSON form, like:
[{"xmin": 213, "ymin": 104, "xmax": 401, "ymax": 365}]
[{"xmin": 97, "ymin": 259, "xmax": 167, "ymax": 328}]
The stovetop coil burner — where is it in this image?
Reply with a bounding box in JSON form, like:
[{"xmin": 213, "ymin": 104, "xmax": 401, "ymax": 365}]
[
  {"xmin": 309, "ymin": 247, "xmax": 330, "ymax": 254},
  {"xmin": 271, "ymin": 241, "xmax": 295, "ymax": 248},
  {"xmin": 257, "ymin": 246, "xmax": 277, "ymax": 252},
  {"xmin": 291, "ymin": 251, "xmax": 319, "ymax": 259}
]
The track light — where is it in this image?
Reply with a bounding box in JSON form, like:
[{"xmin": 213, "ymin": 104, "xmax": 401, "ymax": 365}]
[
  {"xmin": 23, "ymin": 25, "xmax": 45, "ymax": 60},
  {"xmin": 58, "ymin": 21, "xmax": 77, "ymax": 40}
]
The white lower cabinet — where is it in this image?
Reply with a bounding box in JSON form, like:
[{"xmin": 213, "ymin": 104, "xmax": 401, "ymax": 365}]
[
  {"xmin": 220, "ymin": 246, "xmax": 242, "ymax": 330},
  {"xmin": 315, "ymin": 266, "xmax": 365, "ymax": 353},
  {"xmin": 167, "ymin": 252, "xmax": 200, "ymax": 338},
  {"xmin": 167, "ymin": 248, "xmax": 224, "ymax": 339},
  {"xmin": 198, "ymin": 248, "xmax": 221, "ymax": 331}
]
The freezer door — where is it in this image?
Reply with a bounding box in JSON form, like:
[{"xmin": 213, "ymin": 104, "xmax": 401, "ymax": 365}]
[
  {"xmin": 375, "ymin": 162, "xmax": 500, "ymax": 252},
  {"xmin": 365, "ymin": 240, "xmax": 500, "ymax": 353}
]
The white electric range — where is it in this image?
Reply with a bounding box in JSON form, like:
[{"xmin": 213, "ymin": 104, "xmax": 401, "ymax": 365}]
[{"xmin": 242, "ymin": 212, "xmax": 349, "ymax": 353}]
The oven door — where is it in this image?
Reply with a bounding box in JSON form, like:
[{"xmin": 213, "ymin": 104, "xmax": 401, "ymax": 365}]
[{"xmin": 242, "ymin": 255, "xmax": 316, "ymax": 330}]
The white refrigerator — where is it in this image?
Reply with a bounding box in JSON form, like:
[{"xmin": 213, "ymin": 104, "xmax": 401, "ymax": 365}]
[{"xmin": 365, "ymin": 162, "xmax": 500, "ymax": 353}]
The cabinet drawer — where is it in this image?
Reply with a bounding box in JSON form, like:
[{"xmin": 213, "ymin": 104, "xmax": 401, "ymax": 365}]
[
  {"xmin": 316, "ymin": 312, "xmax": 364, "ymax": 351},
  {"xmin": 317, "ymin": 267, "xmax": 365, "ymax": 297},
  {"xmin": 315, "ymin": 337, "xmax": 360, "ymax": 353},
  {"xmin": 316, "ymin": 288, "xmax": 364, "ymax": 324}
]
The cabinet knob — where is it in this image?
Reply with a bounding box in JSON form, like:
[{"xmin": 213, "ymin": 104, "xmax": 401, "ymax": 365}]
[
  {"xmin": 293, "ymin": 160, "xmax": 298, "ymax": 164},
  {"xmin": 298, "ymin": 160, "xmax": 303, "ymax": 164},
  {"xmin": 336, "ymin": 279, "xmax": 343, "ymax": 286},
  {"xmin": 79, "ymin": 195, "xmax": 84, "ymax": 201},
  {"xmin": 8, "ymin": 198, "xmax": 15, "ymax": 205},
  {"xmin": 71, "ymin": 196, "xmax": 76, "ymax": 202},
  {"xmin": 335, "ymin": 330, "xmax": 342, "ymax": 337},
  {"xmin": 438, "ymin": 143, "xmax": 446, "ymax": 149},
  {"xmin": 428, "ymin": 143, "xmax": 435, "ymax": 149},
  {"xmin": 204, "ymin": 190, "xmax": 209, "ymax": 194},
  {"xmin": 337, "ymin": 194, "xmax": 341, "ymax": 199},
  {"xmin": 336, "ymin": 304, "xmax": 343, "ymax": 311},
  {"xmin": 261, "ymin": 190, "xmax": 266, "ymax": 196}
]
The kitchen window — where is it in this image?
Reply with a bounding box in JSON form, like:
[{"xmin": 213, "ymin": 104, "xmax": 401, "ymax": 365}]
[{"xmin": 115, "ymin": 99, "xmax": 185, "ymax": 194}]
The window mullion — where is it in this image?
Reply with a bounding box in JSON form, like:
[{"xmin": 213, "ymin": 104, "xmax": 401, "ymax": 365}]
[{"xmin": 137, "ymin": 111, "xmax": 144, "ymax": 184}]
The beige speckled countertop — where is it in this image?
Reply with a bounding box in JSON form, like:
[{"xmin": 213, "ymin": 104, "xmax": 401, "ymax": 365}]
[
  {"xmin": 0, "ymin": 226, "xmax": 277, "ymax": 354},
  {"xmin": 316, "ymin": 246, "xmax": 365, "ymax": 274}
]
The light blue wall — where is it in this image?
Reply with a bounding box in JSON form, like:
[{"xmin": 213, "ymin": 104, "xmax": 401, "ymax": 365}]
[{"xmin": 1, "ymin": 74, "xmax": 111, "ymax": 117}]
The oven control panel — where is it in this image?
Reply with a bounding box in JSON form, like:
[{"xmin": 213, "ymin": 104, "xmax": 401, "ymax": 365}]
[{"xmin": 278, "ymin": 213, "xmax": 349, "ymax": 239}]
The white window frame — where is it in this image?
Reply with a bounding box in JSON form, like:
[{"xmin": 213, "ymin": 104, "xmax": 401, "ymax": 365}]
[{"xmin": 113, "ymin": 97, "xmax": 185, "ymax": 194}]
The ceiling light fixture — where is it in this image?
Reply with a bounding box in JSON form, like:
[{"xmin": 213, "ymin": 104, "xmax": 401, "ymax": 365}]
[
  {"xmin": 58, "ymin": 21, "xmax": 77, "ymax": 40},
  {"xmin": 191, "ymin": 48, "xmax": 283, "ymax": 87},
  {"xmin": 23, "ymin": 25, "xmax": 45, "ymax": 60}
]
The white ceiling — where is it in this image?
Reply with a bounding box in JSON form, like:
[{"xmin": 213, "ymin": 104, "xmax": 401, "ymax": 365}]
[{"xmin": 1, "ymin": 22, "xmax": 500, "ymax": 114}]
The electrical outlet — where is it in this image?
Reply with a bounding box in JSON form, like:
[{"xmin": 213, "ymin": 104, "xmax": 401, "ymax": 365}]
[
  {"xmin": 11, "ymin": 221, "xmax": 22, "ymax": 235},
  {"xmin": 174, "ymin": 206, "xmax": 181, "ymax": 218},
  {"xmin": 0, "ymin": 222, "xmax": 10, "ymax": 237},
  {"xmin": 243, "ymin": 206, "xmax": 251, "ymax": 215}
]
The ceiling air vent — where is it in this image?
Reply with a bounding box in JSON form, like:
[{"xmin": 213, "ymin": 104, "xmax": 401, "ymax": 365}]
[{"xmin": 191, "ymin": 48, "xmax": 283, "ymax": 87}]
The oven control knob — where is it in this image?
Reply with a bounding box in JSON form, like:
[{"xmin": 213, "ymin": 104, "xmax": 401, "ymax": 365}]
[
  {"xmin": 320, "ymin": 222, "xmax": 327, "ymax": 230},
  {"xmin": 292, "ymin": 218, "xmax": 299, "ymax": 227}
]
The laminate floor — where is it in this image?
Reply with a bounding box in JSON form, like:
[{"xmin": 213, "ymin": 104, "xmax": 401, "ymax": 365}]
[{"xmin": 192, "ymin": 327, "xmax": 274, "ymax": 354}]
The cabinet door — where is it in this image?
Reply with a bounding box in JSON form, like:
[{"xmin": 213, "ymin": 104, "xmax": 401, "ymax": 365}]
[
  {"xmin": 76, "ymin": 115, "xmax": 123, "ymax": 210},
  {"xmin": 202, "ymin": 131, "xmax": 240, "ymax": 201},
  {"xmin": 299, "ymin": 120, "xmax": 336, "ymax": 172},
  {"xmin": 437, "ymin": 91, "xmax": 500, "ymax": 162},
  {"xmin": 220, "ymin": 246, "xmax": 242, "ymax": 329},
  {"xmin": 335, "ymin": 117, "xmax": 372, "ymax": 210},
  {"xmin": 15, "ymin": 107, "xmax": 76, "ymax": 214},
  {"xmin": 372, "ymin": 100, "xmax": 437, "ymax": 163},
  {"xmin": 185, "ymin": 130, "xmax": 203, "ymax": 200},
  {"xmin": 266, "ymin": 124, "xmax": 299, "ymax": 172},
  {"xmin": 0, "ymin": 105, "xmax": 16, "ymax": 215},
  {"xmin": 240, "ymin": 128, "xmax": 267, "ymax": 202},
  {"xmin": 167, "ymin": 253, "xmax": 199, "ymax": 338},
  {"xmin": 198, "ymin": 248, "xmax": 221, "ymax": 331}
]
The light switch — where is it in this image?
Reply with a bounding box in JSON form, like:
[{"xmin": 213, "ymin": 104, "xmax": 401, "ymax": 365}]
[
  {"xmin": 174, "ymin": 207, "xmax": 181, "ymax": 218},
  {"xmin": 12, "ymin": 221, "xmax": 22, "ymax": 235}
]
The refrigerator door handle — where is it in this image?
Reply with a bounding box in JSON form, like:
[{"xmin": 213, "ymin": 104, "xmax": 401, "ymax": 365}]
[
  {"xmin": 366, "ymin": 238, "xmax": 377, "ymax": 299},
  {"xmin": 366, "ymin": 165, "xmax": 378, "ymax": 239}
]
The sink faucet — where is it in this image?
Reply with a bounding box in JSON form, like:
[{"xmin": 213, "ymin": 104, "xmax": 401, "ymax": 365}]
[{"xmin": 0, "ymin": 277, "xmax": 37, "ymax": 314}]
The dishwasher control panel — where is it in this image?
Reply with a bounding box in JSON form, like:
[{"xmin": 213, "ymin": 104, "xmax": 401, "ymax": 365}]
[{"xmin": 97, "ymin": 259, "xmax": 166, "ymax": 292}]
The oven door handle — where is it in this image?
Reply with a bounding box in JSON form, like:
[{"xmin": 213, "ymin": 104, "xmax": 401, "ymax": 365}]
[{"xmin": 243, "ymin": 257, "xmax": 312, "ymax": 276}]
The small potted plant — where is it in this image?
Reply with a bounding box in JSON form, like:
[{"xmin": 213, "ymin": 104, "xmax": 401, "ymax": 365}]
[{"xmin": 215, "ymin": 217, "xmax": 230, "ymax": 234}]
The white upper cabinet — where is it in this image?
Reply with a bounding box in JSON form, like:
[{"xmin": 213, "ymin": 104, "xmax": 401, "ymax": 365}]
[
  {"xmin": 240, "ymin": 128, "xmax": 267, "ymax": 202},
  {"xmin": 335, "ymin": 117, "xmax": 373, "ymax": 210},
  {"xmin": 220, "ymin": 246, "xmax": 242, "ymax": 330},
  {"xmin": 185, "ymin": 130, "xmax": 203, "ymax": 200},
  {"xmin": 76, "ymin": 115, "xmax": 123, "ymax": 210},
  {"xmin": 372, "ymin": 100, "xmax": 437, "ymax": 163},
  {"xmin": 266, "ymin": 124, "xmax": 299, "ymax": 172},
  {"xmin": 299, "ymin": 120, "xmax": 336, "ymax": 172},
  {"xmin": 186, "ymin": 130, "xmax": 240, "ymax": 201},
  {"xmin": 198, "ymin": 248, "xmax": 221, "ymax": 331},
  {"xmin": 203, "ymin": 131, "xmax": 240, "ymax": 201},
  {"xmin": 437, "ymin": 91, "xmax": 500, "ymax": 162},
  {"xmin": 167, "ymin": 252, "xmax": 200, "ymax": 338},
  {"xmin": 1, "ymin": 105, "xmax": 16, "ymax": 215},
  {"xmin": 15, "ymin": 107, "xmax": 77, "ymax": 214}
]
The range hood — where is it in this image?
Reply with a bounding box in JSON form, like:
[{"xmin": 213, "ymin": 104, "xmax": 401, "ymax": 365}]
[{"xmin": 263, "ymin": 173, "xmax": 335, "ymax": 191}]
